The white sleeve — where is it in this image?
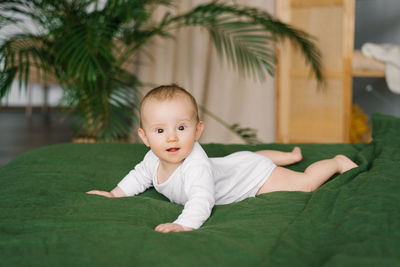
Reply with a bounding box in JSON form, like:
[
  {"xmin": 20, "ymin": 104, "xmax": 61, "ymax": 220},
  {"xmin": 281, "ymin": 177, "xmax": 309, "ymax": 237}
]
[
  {"xmin": 117, "ymin": 151, "xmax": 155, "ymax": 196},
  {"xmin": 173, "ymin": 165, "xmax": 215, "ymax": 229}
]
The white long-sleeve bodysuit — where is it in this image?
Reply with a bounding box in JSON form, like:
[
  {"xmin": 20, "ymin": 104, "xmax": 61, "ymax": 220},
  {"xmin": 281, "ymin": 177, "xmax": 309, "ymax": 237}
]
[{"xmin": 117, "ymin": 142, "xmax": 276, "ymax": 229}]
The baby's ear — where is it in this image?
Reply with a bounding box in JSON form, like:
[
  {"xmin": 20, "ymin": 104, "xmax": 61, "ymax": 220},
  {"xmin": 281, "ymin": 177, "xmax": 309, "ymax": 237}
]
[
  {"xmin": 138, "ymin": 128, "xmax": 150, "ymax": 147},
  {"xmin": 195, "ymin": 121, "xmax": 204, "ymax": 141}
]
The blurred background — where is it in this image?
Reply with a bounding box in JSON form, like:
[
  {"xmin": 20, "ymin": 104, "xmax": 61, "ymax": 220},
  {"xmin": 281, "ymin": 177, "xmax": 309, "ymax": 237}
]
[
  {"xmin": 353, "ymin": 0, "xmax": 400, "ymax": 123},
  {"xmin": 1, "ymin": 0, "xmax": 400, "ymax": 167}
]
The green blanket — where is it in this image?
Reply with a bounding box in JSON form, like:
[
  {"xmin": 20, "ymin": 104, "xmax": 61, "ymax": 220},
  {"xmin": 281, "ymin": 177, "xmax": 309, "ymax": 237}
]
[{"xmin": 1, "ymin": 114, "xmax": 399, "ymax": 266}]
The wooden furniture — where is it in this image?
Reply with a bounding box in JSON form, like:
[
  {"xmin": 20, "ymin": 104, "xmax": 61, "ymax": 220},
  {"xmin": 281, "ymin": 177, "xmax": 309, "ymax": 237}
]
[
  {"xmin": 276, "ymin": 0, "xmax": 386, "ymax": 144},
  {"xmin": 276, "ymin": 0, "xmax": 385, "ymax": 146},
  {"xmin": 276, "ymin": 0, "xmax": 355, "ymax": 143}
]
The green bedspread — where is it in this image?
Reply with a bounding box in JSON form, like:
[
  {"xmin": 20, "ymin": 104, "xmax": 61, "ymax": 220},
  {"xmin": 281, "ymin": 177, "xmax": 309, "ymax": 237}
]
[{"xmin": 1, "ymin": 114, "xmax": 399, "ymax": 266}]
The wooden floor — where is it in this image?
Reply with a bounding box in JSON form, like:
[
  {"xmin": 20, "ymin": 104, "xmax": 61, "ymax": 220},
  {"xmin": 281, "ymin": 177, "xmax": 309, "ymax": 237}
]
[{"xmin": 0, "ymin": 109, "xmax": 72, "ymax": 168}]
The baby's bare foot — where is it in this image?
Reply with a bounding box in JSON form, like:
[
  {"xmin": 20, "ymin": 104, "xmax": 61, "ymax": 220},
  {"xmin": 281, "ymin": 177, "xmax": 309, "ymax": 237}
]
[
  {"xmin": 334, "ymin": 155, "xmax": 358, "ymax": 174},
  {"xmin": 291, "ymin": 146, "xmax": 303, "ymax": 163}
]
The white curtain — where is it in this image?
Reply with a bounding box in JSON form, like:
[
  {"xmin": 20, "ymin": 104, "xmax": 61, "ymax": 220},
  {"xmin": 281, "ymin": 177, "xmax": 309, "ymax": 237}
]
[{"xmin": 136, "ymin": 0, "xmax": 276, "ymax": 144}]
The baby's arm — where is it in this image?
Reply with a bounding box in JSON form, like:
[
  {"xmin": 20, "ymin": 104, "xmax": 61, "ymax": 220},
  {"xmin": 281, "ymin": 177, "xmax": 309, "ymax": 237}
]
[
  {"xmin": 86, "ymin": 186, "xmax": 126, "ymax": 198},
  {"xmin": 155, "ymin": 165, "xmax": 215, "ymax": 233},
  {"xmin": 86, "ymin": 151, "xmax": 155, "ymax": 198}
]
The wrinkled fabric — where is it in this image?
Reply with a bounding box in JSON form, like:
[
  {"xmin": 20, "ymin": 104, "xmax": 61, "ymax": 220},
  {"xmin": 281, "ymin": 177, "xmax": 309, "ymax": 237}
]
[{"xmin": 0, "ymin": 113, "xmax": 399, "ymax": 266}]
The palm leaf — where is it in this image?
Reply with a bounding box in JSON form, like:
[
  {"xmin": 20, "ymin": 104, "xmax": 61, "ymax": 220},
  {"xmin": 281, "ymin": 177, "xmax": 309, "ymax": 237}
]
[
  {"xmin": 199, "ymin": 106, "xmax": 261, "ymax": 145},
  {"xmin": 163, "ymin": 1, "xmax": 322, "ymax": 82},
  {"xmin": 51, "ymin": 20, "xmax": 117, "ymax": 91},
  {"xmin": 230, "ymin": 123, "xmax": 262, "ymax": 145},
  {"xmin": 0, "ymin": 67, "xmax": 17, "ymax": 98},
  {"xmin": 60, "ymin": 67, "xmax": 141, "ymax": 141},
  {"xmin": 0, "ymin": 34, "xmax": 52, "ymax": 97}
]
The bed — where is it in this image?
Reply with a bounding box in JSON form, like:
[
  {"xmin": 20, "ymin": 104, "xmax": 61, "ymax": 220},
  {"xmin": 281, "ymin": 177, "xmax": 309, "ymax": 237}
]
[{"xmin": 1, "ymin": 113, "xmax": 399, "ymax": 266}]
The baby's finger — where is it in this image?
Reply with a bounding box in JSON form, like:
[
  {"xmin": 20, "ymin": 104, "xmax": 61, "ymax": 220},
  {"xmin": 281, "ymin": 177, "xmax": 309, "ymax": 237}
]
[
  {"xmin": 155, "ymin": 224, "xmax": 173, "ymax": 233},
  {"xmin": 154, "ymin": 225, "xmax": 165, "ymax": 233}
]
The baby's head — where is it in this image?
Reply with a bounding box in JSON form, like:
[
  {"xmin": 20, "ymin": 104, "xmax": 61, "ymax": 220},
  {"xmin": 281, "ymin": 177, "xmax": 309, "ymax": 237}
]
[
  {"xmin": 139, "ymin": 84, "xmax": 200, "ymax": 128},
  {"xmin": 138, "ymin": 85, "xmax": 204, "ymax": 164}
]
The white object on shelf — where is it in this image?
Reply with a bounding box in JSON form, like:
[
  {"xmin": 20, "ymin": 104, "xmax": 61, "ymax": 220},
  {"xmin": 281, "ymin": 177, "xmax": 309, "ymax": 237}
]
[
  {"xmin": 352, "ymin": 50, "xmax": 385, "ymax": 77},
  {"xmin": 361, "ymin": 42, "xmax": 400, "ymax": 94}
]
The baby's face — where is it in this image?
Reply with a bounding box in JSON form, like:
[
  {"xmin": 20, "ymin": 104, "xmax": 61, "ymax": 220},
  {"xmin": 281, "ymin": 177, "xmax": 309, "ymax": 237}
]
[{"xmin": 138, "ymin": 97, "xmax": 204, "ymax": 167}]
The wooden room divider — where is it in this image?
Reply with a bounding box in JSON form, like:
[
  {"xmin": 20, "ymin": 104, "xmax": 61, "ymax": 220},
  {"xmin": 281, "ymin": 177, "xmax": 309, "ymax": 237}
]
[{"xmin": 276, "ymin": 0, "xmax": 355, "ymax": 143}]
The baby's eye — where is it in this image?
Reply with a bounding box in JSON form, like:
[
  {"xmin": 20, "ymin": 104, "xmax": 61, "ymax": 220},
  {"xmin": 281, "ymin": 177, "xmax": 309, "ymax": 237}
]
[
  {"xmin": 157, "ymin": 128, "xmax": 164, "ymax": 134},
  {"xmin": 178, "ymin": 126, "xmax": 185, "ymax": 131}
]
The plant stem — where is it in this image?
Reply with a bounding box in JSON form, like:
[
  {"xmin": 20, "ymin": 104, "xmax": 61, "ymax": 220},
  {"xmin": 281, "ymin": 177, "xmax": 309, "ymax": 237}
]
[{"xmin": 199, "ymin": 105, "xmax": 247, "ymax": 144}]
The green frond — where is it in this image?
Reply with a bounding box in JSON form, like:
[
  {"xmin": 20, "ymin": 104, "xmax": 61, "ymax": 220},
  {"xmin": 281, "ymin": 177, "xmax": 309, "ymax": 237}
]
[
  {"xmin": 165, "ymin": 1, "xmax": 322, "ymax": 82},
  {"xmin": 0, "ymin": 34, "xmax": 53, "ymax": 97},
  {"xmin": 198, "ymin": 21, "xmax": 275, "ymax": 80},
  {"xmin": 0, "ymin": 15, "xmax": 20, "ymax": 29},
  {"xmin": 0, "ymin": 67, "xmax": 17, "ymax": 98},
  {"xmin": 50, "ymin": 21, "xmax": 118, "ymax": 93},
  {"xmin": 199, "ymin": 106, "xmax": 261, "ymax": 145},
  {"xmin": 230, "ymin": 123, "xmax": 262, "ymax": 145},
  {"xmin": 63, "ymin": 68, "xmax": 141, "ymax": 141}
]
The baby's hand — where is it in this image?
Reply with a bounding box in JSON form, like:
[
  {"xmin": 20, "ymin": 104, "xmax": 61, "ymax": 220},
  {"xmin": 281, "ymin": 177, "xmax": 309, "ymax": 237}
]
[
  {"xmin": 154, "ymin": 223, "xmax": 194, "ymax": 233},
  {"xmin": 86, "ymin": 187, "xmax": 126, "ymax": 198},
  {"xmin": 86, "ymin": 190, "xmax": 115, "ymax": 198}
]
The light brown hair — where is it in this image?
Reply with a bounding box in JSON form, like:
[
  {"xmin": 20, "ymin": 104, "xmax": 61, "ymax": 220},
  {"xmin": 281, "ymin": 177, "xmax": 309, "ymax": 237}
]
[{"xmin": 139, "ymin": 84, "xmax": 200, "ymax": 127}]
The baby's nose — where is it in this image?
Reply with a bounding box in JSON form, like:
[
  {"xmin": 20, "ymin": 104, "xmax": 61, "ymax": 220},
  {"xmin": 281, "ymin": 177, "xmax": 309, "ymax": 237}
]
[{"xmin": 167, "ymin": 131, "xmax": 178, "ymax": 142}]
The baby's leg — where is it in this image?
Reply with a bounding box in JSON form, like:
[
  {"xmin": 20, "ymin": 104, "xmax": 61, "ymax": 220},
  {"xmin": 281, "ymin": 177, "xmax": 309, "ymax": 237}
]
[
  {"xmin": 257, "ymin": 155, "xmax": 358, "ymax": 194},
  {"xmin": 255, "ymin": 146, "xmax": 302, "ymax": 166}
]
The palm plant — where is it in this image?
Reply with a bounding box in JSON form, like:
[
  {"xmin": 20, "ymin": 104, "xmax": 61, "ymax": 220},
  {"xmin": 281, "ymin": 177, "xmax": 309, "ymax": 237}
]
[{"xmin": 0, "ymin": 0, "xmax": 322, "ymax": 141}]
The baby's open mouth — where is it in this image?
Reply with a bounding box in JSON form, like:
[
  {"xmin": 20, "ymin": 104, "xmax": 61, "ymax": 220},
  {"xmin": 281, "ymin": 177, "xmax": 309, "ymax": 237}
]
[{"xmin": 167, "ymin": 147, "xmax": 180, "ymax": 152}]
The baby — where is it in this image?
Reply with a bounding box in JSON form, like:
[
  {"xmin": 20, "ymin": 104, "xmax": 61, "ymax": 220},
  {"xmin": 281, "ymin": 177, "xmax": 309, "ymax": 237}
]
[{"xmin": 87, "ymin": 84, "xmax": 358, "ymax": 233}]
